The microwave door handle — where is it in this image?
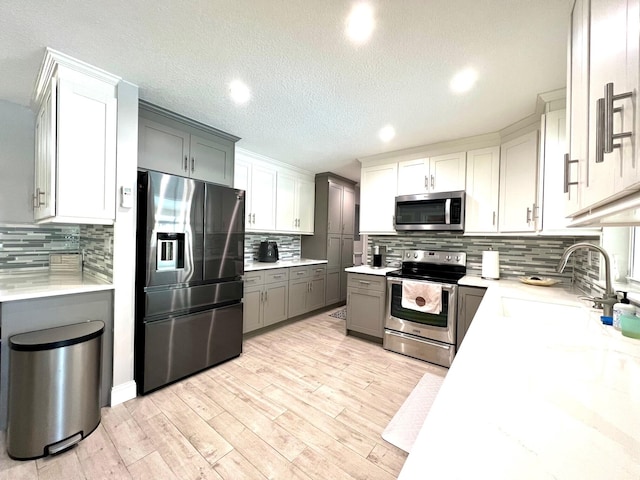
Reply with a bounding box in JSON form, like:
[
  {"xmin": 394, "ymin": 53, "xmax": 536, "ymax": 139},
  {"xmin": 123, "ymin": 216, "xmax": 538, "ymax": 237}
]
[{"xmin": 444, "ymin": 198, "xmax": 451, "ymax": 225}]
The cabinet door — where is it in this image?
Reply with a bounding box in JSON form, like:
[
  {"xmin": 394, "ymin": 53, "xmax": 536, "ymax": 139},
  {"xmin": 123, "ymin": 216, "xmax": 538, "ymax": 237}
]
[
  {"xmin": 234, "ymin": 158, "xmax": 252, "ymax": 228},
  {"xmin": 456, "ymin": 287, "xmax": 486, "ymax": 348},
  {"xmin": 34, "ymin": 83, "xmax": 56, "ymax": 221},
  {"xmin": 308, "ymin": 276, "xmax": 326, "ymax": 311},
  {"xmin": 465, "ymin": 146, "xmax": 500, "ymax": 233},
  {"xmin": 138, "ymin": 117, "xmax": 189, "ymax": 176},
  {"xmin": 585, "ymin": 0, "xmax": 636, "ymax": 207},
  {"xmin": 263, "ymin": 281, "xmax": 289, "ymax": 326},
  {"xmin": 327, "ymin": 182, "xmax": 343, "ymax": 234},
  {"xmin": 243, "ymin": 285, "xmax": 263, "ymax": 333},
  {"xmin": 249, "ymin": 163, "xmax": 277, "ymax": 231},
  {"xmin": 342, "ymin": 186, "xmax": 355, "ymax": 235},
  {"xmin": 540, "ymin": 110, "xmax": 571, "ymax": 231},
  {"xmin": 190, "ymin": 134, "xmax": 234, "ymax": 186},
  {"xmin": 565, "ymin": 0, "xmax": 590, "ymax": 216},
  {"xmin": 429, "ymin": 152, "xmax": 466, "ymax": 192},
  {"xmin": 346, "ymin": 287, "xmax": 384, "ymax": 338},
  {"xmin": 296, "ymin": 177, "xmax": 315, "ymax": 234},
  {"xmin": 276, "ymin": 172, "xmax": 297, "ymax": 232},
  {"xmin": 288, "ymin": 279, "xmax": 309, "ymax": 317},
  {"xmin": 327, "ymin": 234, "xmax": 341, "ymax": 269},
  {"xmin": 360, "ymin": 163, "xmax": 398, "ymax": 234},
  {"xmin": 397, "ymin": 158, "xmax": 429, "ymax": 195},
  {"xmin": 56, "ymin": 76, "xmax": 117, "ymax": 222},
  {"xmin": 325, "ymin": 269, "xmax": 340, "ymax": 305},
  {"xmin": 499, "ymin": 131, "xmax": 538, "ymax": 232}
]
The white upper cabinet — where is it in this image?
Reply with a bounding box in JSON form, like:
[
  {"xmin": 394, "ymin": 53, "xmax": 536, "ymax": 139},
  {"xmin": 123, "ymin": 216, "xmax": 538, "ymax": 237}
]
[
  {"xmin": 540, "ymin": 110, "xmax": 571, "ymax": 231},
  {"xmin": 499, "ymin": 130, "xmax": 539, "ymax": 232},
  {"xmin": 138, "ymin": 102, "xmax": 237, "ymax": 187},
  {"xmin": 33, "ymin": 50, "xmax": 118, "ymax": 225},
  {"xmin": 465, "ymin": 146, "xmax": 500, "ymax": 233},
  {"xmin": 235, "ymin": 157, "xmax": 277, "ymax": 232},
  {"xmin": 396, "ymin": 153, "xmax": 466, "ymax": 195},
  {"xmin": 360, "ymin": 163, "xmax": 398, "ymax": 234},
  {"xmin": 275, "ymin": 170, "xmax": 315, "ymax": 234},
  {"xmin": 565, "ymin": 0, "xmax": 590, "ymax": 216}
]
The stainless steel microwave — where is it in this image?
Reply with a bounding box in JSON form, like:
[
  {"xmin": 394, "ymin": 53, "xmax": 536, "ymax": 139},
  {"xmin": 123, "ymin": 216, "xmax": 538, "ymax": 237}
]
[{"xmin": 394, "ymin": 190, "xmax": 465, "ymax": 231}]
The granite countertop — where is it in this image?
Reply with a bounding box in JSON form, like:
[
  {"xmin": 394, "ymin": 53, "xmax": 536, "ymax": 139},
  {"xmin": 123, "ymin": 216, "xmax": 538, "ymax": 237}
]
[
  {"xmin": 344, "ymin": 265, "xmax": 397, "ymax": 276},
  {"xmin": 0, "ymin": 271, "xmax": 114, "ymax": 302},
  {"xmin": 244, "ymin": 258, "xmax": 328, "ymax": 272},
  {"xmin": 398, "ymin": 279, "xmax": 640, "ymax": 479}
]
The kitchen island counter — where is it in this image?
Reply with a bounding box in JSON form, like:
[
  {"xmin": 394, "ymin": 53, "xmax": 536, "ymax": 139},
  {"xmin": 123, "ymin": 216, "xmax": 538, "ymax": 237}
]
[
  {"xmin": 399, "ymin": 280, "xmax": 640, "ymax": 479},
  {"xmin": 0, "ymin": 271, "xmax": 113, "ymax": 302}
]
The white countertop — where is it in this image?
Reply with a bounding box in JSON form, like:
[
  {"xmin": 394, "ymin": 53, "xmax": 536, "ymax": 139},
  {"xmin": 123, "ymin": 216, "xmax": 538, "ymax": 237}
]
[
  {"xmin": 344, "ymin": 265, "xmax": 397, "ymax": 275},
  {"xmin": 244, "ymin": 258, "xmax": 327, "ymax": 272},
  {"xmin": 399, "ymin": 279, "xmax": 640, "ymax": 479},
  {"xmin": 0, "ymin": 271, "xmax": 114, "ymax": 302}
]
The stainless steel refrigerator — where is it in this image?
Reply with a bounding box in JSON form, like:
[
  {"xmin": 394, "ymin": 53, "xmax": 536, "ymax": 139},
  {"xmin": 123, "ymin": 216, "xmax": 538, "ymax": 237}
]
[{"xmin": 135, "ymin": 171, "xmax": 244, "ymax": 394}]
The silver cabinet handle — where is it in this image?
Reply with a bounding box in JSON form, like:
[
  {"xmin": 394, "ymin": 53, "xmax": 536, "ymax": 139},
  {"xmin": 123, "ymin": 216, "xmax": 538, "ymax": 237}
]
[
  {"xmin": 604, "ymin": 82, "xmax": 632, "ymax": 154},
  {"xmin": 358, "ymin": 280, "xmax": 370, "ymax": 285},
  {"xmin": 563, "ymin": 153, "xmax": 579, "ymax": 193},
  {"xmin": 315, "ymin": 268, "xmax": 323, "ymax": 273},
  {"xmin": 265, "ymin": 290, "xmax": 268, "ymax": 302},
  {"xmin": 526, "ymin": 207, "xmax": 532, "ymax": 224},
  {"xmin": 297, "ymin": 271, "xmax": 305, "ymax": 275},
  {"xmin": 430, "ymin": 175, "xmax": 434, "ymax": 189},
  {"xmin": 33, "ymin": 188, "xmax": 45, "ymax": 208},
  {"xmin": 248, "ymin": 213, "xmax": 252, "ymax": 224},
  {"xmin": 191, "ymin": 157, "xmax": 195, "ymax": 173},
  {"xmin": 252, "ymin": 213, "xmax": 256, "ymax": 224},
  {"xmin": 595, "ymin": 97, "xmax": 605, "ymax": 163},
  {"xmin": 273, "ymin": 274, "xmax": 283, "ymax": 279},
  {"xmin": 424, "ymin": 175, "xmax": 428, "ymax": 190},
  {"xmin": 260, "ymin": 291, "xmax": 264, "ymax": 302},
  {"xmin": 533, "ymin": 203, "xmax": 539, "ymax": 220},
  {"xmin": 184, "ymin": 155, "xmax": 188, "ymax": 171},
  {"xmin": 492, "ymin": 211, "xmax": 496, "ymax": 226}
]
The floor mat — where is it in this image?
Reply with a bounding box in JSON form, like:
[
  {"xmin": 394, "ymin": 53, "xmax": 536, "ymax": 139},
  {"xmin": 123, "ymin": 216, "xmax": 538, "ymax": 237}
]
[
  {"xmin": 328, "ymin": 308, "xmax": 347, "ymax": 319},
  {"xmin": 381, "ymin": 370, "xmax": 445, "ymax": 453}
]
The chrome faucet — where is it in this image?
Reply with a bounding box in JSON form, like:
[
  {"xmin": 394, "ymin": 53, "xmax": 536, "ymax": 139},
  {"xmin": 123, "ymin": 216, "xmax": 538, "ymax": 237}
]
[{"xmin": 556, "ymin": 242, "xmax": 617, "ymax": 317}]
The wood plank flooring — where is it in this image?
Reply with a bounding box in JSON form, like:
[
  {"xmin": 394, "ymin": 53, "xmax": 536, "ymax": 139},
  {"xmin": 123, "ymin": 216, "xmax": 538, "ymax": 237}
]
[{"xmin": 0, "ymin": 307, "xmax": 443, "ymax": 479}]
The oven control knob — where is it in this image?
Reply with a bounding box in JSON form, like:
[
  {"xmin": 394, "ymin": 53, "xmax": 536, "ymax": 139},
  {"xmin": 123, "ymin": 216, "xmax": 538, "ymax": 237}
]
[
  {"xmin": 445, "ymin": 255, "xmax": 451, "ymax": 261},
  {"xmin": 455, "ymin": 256, "xmax": 460, "ymax": 262},
  {"xmin": 413, "ymin": 253, "xmax": 419, "ymax": 259}
]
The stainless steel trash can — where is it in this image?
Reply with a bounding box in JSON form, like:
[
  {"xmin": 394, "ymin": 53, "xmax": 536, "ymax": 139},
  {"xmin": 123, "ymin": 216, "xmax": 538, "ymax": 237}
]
[{"xmin": 6, "ymin": 320, "xmax": 104, "ymax": 460}]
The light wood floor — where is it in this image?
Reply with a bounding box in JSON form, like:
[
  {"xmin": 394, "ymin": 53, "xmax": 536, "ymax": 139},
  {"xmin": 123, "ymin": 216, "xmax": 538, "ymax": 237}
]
[{"xmin": 0, "ymin": 307, "xmax": 442, "ymax": 479}]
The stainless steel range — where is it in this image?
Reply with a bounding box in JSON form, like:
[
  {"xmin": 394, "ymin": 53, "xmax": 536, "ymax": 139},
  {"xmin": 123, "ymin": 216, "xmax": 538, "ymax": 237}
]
[{"xmin": 384, "ymin": 250, "xmax": 466, "ymax": 368}]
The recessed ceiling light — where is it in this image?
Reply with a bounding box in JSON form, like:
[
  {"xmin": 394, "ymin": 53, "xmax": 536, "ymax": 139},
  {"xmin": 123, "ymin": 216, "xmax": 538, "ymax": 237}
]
[
  {"xmin": 379, "ymin": 125, "xmax": 395, "ymax": 142},
  {"xmin": 450, "ymin": 68, "xmax": 478, "ymax": 94},
  {"xmin": 346, "ymin": 3, "xmax": 375, "ymax": 44},
  {"xmin": 229, "ymin": 80, "xmax": 251, "ymax": 104}
]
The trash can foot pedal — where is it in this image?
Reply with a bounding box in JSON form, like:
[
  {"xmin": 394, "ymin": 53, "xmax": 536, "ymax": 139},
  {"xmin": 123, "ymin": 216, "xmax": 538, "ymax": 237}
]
[{"xmin": 48, "ymin": 432, "xmax": 82, "ymax": 455}]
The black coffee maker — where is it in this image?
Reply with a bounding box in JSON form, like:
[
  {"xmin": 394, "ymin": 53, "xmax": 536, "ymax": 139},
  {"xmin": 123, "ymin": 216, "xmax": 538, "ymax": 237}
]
[{"xmin": 258, "ymin": 241, "xmax": 279, "ymax": 262}]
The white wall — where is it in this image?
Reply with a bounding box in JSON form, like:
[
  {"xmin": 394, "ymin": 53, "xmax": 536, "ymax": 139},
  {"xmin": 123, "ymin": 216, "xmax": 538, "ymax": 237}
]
[
  {"xmin": 110, "ymin": 81, "xmax": 139, "ymax": 405},
  {"xmin": 0, "ymin": 100, "xmax": 35, "ymax": 223}
]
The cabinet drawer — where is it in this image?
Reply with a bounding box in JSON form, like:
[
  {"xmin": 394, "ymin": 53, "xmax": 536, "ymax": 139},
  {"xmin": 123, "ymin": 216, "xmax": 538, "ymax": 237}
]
[
  {"xmin": 265, "ymin": 268, "xmax": 289, "ymax": 283},
  {"xmin": 347, "ymin": 273, "xmax": 386, "ymax": 292},
  {"xmin": 244, "ymin": 272, "xmax": 265, "ymax": 287},
  {"xmin": 310, "ymin": 265, "xmax": 327, "ymax": 279},
  {"xmin": 289, "ymin": 266, "xmax": 310, "ymax": 280}
]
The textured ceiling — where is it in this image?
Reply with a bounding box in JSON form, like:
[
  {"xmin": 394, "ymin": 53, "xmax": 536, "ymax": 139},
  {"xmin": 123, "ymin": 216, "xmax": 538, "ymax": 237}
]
[{"xmin": 0, "ymin": 0, "xmax": 571, "ymax": 181}]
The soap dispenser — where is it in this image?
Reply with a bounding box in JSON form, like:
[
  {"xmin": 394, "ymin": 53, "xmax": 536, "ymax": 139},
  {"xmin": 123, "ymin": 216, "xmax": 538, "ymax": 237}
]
[{"xmin": 613, "ymin": 291, "xmax": 634, "ymax": 330}]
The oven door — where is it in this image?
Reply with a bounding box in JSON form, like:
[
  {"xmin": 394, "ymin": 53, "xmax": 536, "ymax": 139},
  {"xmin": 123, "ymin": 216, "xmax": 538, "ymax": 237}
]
[{"xmin": 385, "ymin": 277, "xmax": 457, "ymax": 345}]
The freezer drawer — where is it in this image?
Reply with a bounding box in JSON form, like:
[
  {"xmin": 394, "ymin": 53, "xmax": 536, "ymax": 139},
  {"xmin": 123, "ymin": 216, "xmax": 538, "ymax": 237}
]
[{"xmin": 139, "ymin": 302, "xmax": 242, "ymax": 394}]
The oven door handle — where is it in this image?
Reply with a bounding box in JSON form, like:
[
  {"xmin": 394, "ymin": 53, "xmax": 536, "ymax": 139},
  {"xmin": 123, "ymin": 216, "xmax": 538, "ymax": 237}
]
[
  {"xmin": 444, "ymin": 198, "xmax": 451, "ymax": 225},
  {"xmin": 387, "ymin": 276, "xmax": 458, "ymax": 295}
]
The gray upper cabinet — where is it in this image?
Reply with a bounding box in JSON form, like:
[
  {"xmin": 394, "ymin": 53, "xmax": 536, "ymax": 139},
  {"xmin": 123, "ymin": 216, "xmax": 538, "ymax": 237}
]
[
  {"xmin": 328, "ymin": 183, "xmax": 343, "ymax": 234},
  {"xmin": 138, "ymin": 101, "xmax": 239, "ymax": 187}
]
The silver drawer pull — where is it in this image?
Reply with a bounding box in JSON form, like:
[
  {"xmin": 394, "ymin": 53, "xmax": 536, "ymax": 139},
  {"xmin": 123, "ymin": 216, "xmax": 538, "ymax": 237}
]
[
  {"xmin": 359, "ymin": 280, "xmax": 371, "ymax": 285},
  {"xmin": 273, "ymin": 274, "xmax": 283, "ymax": 278},
  {"xmin": 297, "ymin": 271, "xmax": 305, "ymax": 275}
]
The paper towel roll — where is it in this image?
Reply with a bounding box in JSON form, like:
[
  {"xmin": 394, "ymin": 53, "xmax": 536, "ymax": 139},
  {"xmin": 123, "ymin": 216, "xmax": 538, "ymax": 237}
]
[{"xmin": 482, "ymin": 250, "xmax": 500, "ymax": 279}]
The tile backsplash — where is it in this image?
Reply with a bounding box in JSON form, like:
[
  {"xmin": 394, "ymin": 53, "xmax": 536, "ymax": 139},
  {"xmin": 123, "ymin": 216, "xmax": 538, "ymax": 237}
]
[
  {"xmin": 367, "ymin": 233, "xmax": 600, "ymax": 291},
  {"xmin": 0, "ymin": 224, "xmax": 79, "ymax": 272},
  {"xmin": 245, "ymin": 234, "xmax": 301, "ymax": 261},
  {"xmin": 0, "ymin": 224, "xmax": 114, "ymax": 281}
]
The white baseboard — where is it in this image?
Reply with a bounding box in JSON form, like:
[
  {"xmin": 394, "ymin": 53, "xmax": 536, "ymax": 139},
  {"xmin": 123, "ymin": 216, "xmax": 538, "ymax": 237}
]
[{"xmin": 110, "ymin": 381, "xmax": 137, "ymax": 406}]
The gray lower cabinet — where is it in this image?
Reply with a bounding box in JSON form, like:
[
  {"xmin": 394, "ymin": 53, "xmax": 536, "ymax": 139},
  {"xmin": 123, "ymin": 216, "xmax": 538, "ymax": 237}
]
[
  {"xmin": 456, "ymin": 286, "xmax": 486, "ymax": 348},
  {"xmin": 288, "ymin": 265, "xmax": 327, "ymax": 317},
  {"xmin": 243, "ymin": 269, "xmax": 289, "ymax": 333},
  {"xmin": 346, "ymin": 273, "xmax": 386, "ymax": 339}
]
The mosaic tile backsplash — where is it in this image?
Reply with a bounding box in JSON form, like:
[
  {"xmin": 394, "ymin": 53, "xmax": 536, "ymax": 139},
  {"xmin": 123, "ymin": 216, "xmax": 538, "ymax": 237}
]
[
  {"xmin": 245, "ymin": 234, "xmax": 301, "ymax": 261},
  {"xmin": 366, "ymin": 233, "xmax": 600, "ymax": 292},
  {"xmin": 80, "ymin": 224, "xmax": 114, "ymax": 282},
  {"xmin": 0, "ymin": 224, "xmax": 114, "ymax": 281},
  {"xmin": 0, "ymin": 224, "xmax": 80, "ymax": 272}
]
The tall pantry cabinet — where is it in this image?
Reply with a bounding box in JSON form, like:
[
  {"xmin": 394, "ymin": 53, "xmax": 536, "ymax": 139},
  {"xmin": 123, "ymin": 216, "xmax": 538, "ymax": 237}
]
[{"xmin": 301, "ymin": 173, "xmax": 356, "ymax": 305}]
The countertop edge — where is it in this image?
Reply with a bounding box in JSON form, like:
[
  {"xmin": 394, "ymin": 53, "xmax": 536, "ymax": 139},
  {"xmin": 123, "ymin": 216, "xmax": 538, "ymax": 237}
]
[{"xmin": 244, "ymin": 259, "xmax": 328, "ymax": 272}]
